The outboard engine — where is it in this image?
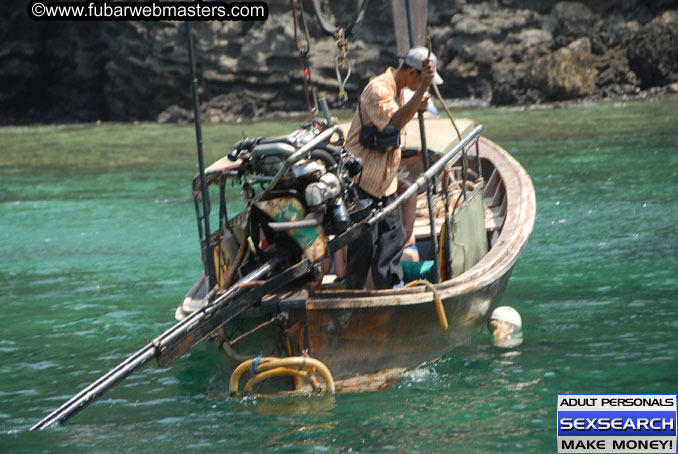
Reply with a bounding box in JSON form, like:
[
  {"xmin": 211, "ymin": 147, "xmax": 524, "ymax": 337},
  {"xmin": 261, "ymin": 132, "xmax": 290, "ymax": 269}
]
[
  {"xmin": 226, "ymin": 122, "xmax": 366, "ymax": 272},
  {"xmin": 305, "ymin": 172, "xmax": 351, "ymax": 233}
]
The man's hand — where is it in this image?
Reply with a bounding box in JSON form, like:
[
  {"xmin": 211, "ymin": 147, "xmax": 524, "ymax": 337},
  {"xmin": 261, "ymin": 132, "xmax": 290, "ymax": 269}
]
[
  {"xmin": 418, "ymin": 93, "xmax": 431, "ymax": 112},
  {"xmin": 419, "ymin": 57, "xmax": 435, "ymax": 88},
  {"xmin": 416, "ymin": 58, "xmax": 434, "ymax": 111},
  {"xmin": 388, "ymin": 57, "xmax": 437, "ymax": 129}
]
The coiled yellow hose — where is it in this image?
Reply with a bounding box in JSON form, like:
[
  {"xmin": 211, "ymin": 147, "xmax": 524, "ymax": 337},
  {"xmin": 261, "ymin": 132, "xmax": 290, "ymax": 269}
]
[{"xmin": 229, "ymin": 356, "xmax": 335, "ymax": 396}]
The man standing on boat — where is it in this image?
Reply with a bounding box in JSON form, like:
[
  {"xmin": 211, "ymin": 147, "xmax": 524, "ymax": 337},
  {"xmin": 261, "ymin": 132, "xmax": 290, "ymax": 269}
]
[{"xmin": 345, "ymin": 47, "xmax": 443, "ymax": 290}]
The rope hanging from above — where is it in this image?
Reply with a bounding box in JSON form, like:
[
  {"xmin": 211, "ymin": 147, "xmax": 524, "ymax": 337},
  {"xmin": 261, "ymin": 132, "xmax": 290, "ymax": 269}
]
[
  {"xmin": 334, "ymin": 27, "xmax": 351, "ymax": 104},
  {"xmin": 311, "ymin": 0, "xmax": 370, "ymax": 104},
  {"xmin": 291, "ymin": 0, "xmax": 318, "ymax": 114},
  {"xmin": 311, "ymin": 0, "xmax": 368, "ymax": 39}
]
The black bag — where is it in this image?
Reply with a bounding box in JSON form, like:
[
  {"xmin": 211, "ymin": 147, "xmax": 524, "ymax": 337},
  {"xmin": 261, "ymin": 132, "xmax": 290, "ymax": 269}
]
[
  {"xmin": 358, "ymin": 103, "xmax": 400, "ymax": 154},
  {"xmin": 358, "ymin": 123, "xmax": 378, "ymax": 149}
]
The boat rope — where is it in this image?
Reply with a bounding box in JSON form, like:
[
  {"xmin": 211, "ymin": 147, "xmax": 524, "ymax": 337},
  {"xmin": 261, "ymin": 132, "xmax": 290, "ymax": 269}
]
[
  {"xmin": 229, "ymin": 312, "xmax": 289, "ymax": 346},
  {"xmin": 229, "ymin": 355, "xmax": 336, "ymax": 396},
  {"xmin": 426, "ymin": 36, "xmax": 462, "ymax": 141},
  {"xmin": 334, "ymin": 27, "xmax": 352, "ymax": 104},
  {"xmin": 311, "ymin": 0, "xmax": 368, "ymax": 39},
  {"xmin": 311, "ymin": 0, "xmax": 369, "ymax": 104},
  {"xmin": 403, "ymin": 279, "xmax": 449, "ymax": 330},
  {"xmin": 284, "ymin": 320, "xmax": 305, "ymax": 355},
  {"xmin": 217, "ymin": 333, "xmax": 252, "ymax": 363},
  {"xmin": 292, "ymin": 0, "xmax": 318, "ymax": 114},
  {"xmin": 283, "ymin": 320, "xmax": 304, "ymax": 389},
  {"xmin": 427, "ymin": 35, "xmax": 473, "ymax": 275}
]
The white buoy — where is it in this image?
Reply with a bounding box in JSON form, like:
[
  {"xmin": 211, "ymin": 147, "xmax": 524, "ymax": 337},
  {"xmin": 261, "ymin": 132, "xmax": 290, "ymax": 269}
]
[{"xmin": 488, "ymin": 306, "xmax": 523, "ymax": 348}]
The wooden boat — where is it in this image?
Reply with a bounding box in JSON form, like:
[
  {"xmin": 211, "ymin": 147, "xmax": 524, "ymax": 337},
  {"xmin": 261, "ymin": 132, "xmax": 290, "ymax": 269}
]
[
  {"xmin": 30, "ymin": 6, "xmax": 535, "ymax": 431},
  {"xmin": 175, "ymin": 116, "xmax": 536, "ymax": 393}
]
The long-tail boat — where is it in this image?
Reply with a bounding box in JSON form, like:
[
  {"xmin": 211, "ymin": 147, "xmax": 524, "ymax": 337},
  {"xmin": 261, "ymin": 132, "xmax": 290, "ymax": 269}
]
[
  {"xmin": 174, "ymin": 115, "xmax": 536, "ymax": 394},
  {"xmin": 31, "ymin": 1, "xmax": 536, "ymax": 430}
]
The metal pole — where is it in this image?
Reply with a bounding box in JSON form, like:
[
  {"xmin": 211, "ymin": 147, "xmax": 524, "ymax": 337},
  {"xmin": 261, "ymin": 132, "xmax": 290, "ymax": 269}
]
[
  {"xmin": 369, "ymin": 124, "xmax": 482, "ymax": 226},
  {"xmin": 30, "ymin": 256, "xmax": 278, "ymax": 430},
  {"xmin": 30, "ymin": 347, "xmax": 157, "ymax": 430},
  {"xmin": 186, "ymin": 21, "xmax": 216, "ymax": 289},
  {"xmin": 404, "ymin": 0, "xmax": 440, "ymax": 283},
  {"xmin": 31, "ymin": 21, "xmax": 219, "ymax": 432}
]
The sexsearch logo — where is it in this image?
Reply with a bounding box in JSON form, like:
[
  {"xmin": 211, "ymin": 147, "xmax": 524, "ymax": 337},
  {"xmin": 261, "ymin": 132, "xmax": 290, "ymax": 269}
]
[{"xmin": 557, "ymin": 394, "xmax": 677, "ymax": 453}]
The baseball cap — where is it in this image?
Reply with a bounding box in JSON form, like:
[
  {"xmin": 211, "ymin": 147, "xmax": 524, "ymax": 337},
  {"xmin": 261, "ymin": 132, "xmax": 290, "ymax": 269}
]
[{"xmin": 404, "ymin": 46, "xmax": 444, "ymax": 85}]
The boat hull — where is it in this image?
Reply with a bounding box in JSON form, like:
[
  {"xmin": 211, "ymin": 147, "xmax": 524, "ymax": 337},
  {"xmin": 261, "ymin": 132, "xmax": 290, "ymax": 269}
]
[
  {"xmin": 300, "ymin": 268, "xmax": 513, "ymax": 379},
  {"xmin": 209, "ymin": 129, "xmax": 536, "ymax": 387}
]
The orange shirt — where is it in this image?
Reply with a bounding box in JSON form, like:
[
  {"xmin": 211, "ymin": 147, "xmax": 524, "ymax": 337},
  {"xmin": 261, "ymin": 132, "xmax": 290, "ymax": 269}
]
[{"xmin": 345, "ymin": 67, "xmax": 403, "ymax": 198}]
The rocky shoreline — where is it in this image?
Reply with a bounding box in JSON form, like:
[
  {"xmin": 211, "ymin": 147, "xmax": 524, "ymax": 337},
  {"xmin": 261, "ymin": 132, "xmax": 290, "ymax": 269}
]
[{"xmin": 1, "ymin": 0, "xmax": 676, "ymax": 125}]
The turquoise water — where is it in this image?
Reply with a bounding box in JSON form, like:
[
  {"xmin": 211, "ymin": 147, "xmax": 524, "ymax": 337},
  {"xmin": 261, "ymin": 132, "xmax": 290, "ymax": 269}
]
[{"xmin": 1, "ymin": 99, "xmax": 677, "ymax": 453}]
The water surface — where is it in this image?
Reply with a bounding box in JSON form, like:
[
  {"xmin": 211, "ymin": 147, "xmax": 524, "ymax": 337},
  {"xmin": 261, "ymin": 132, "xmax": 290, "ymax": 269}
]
[{"xmin": 1, "ymin": 99, "xmax": 677, "ymax": 453}]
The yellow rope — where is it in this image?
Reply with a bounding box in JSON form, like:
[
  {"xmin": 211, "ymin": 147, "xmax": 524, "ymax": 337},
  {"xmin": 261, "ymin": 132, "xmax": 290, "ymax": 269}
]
[{"xmin": 403, "ymin": 280, "xmax": 449, "ymax": 330}]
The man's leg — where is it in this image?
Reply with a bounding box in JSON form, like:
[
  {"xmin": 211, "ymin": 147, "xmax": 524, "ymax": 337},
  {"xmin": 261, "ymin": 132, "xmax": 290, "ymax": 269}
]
[
  {"xmin": 346, "ymin": 224, "xmax": 374, "ymax": 289},
  {"xmin": 371, "ymin": 200, "xmax": 406, "ymax": 289},
  {"xmin": 397, "ymin": 178, "xmax": 417, "ymax": 247}
]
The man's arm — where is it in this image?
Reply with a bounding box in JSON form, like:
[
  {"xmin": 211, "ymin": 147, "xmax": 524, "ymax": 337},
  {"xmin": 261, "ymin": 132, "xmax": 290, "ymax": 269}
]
[{"xmin": 388, "ymin": 58, "xmax": 435, "ymax": 130}]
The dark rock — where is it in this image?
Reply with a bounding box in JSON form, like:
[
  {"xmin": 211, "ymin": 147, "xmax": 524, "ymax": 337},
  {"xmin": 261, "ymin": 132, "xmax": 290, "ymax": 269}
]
[
  {"xmin": 156, "ymin": 105, "xmax": 192, "ymax": 125},
  {"xmin": 451, "ymin": 2, "xmax": 543, "ymax": 41},
  {"xmin": 626, "ymin": 11, "xmax": 678, "ymax": 88},
  {"xmin": 1, "ymin": 0, "xmax": 677, "ymax": 124},
  {"xmin": 157, "ymin": 90, "xmax": 279, "ymax": 124},
  {"xmin": 528, "ymin": 38, "xmax": 598, "ymax": 101},
  {"xmin": 595, "ymin": 47, "xmax": 640, "ymax": 97},
  {"xmin": 551, "ymin": 2, "xmax": 598, "ymax": 47}
]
